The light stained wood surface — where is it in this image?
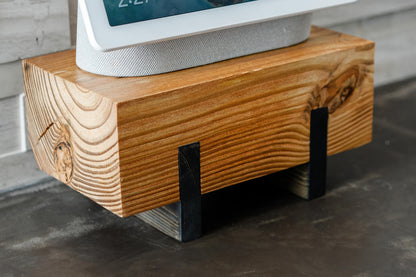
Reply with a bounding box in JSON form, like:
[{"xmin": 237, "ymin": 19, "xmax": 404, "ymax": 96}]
[{"xmin": 24, "ymin": 27, "xmax": 374, "ymax": 217}]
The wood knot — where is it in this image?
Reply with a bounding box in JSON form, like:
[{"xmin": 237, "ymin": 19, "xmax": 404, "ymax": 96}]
[
  {"xmin": 306, "ymin": 65, "xmax": 364, "ymax": 117},
  {"xmin": 54, "ymin": 124, "xmax": 73, "ymax": 184},
  {"xmin": 324, "ymin": 67, "xmax": 360, "ymax": 113}
]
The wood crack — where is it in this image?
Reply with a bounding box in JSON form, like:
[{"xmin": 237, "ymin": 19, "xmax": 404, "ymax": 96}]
[{"xmin": 37, "ymin": 122, "xmax": 55, "ymax": 144}]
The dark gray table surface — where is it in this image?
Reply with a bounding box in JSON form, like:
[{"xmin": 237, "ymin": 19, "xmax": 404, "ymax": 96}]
[{"xmin": 1, "ymin": 78, "xmax": 415, "ymax": 277}]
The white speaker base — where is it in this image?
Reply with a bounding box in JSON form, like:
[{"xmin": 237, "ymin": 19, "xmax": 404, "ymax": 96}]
[{"xmin": 76, "ymin": 13, "xmax": 312, "ymax": 77}]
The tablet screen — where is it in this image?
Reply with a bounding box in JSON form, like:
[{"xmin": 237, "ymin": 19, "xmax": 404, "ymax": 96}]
[{"xmin": 104, "ymin": 0, "xmax": 256, "ymax": 27}]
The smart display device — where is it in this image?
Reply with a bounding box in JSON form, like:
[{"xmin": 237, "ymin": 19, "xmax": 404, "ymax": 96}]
[
  {"xmin": 76, "ymin": 0, "xmax": 356, "ymax": 76},
  {"xmin": 80, "ymin": 0, "xmax": 355, "ymax": 51}
]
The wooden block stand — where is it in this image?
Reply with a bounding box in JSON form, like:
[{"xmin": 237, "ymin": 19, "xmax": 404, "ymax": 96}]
[{"xmin": 23, "ymin": 27, "xmax": 374, "ymax": 242}]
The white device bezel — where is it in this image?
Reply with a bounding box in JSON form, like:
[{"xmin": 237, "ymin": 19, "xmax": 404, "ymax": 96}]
[{"xmin": 80, "ymin": 0, "xmax": 356, "ymax": 51}]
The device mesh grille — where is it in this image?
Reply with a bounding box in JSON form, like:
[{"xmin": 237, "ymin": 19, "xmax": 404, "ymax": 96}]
[{"xmin": 76, "ymin": 13, "xmax": 312, "ymax": 77}]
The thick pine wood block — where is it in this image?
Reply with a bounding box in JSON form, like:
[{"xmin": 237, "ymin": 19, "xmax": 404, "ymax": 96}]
[{"xmin": 23, "ymin": 27, "xmax": 374, "ymax": 217}]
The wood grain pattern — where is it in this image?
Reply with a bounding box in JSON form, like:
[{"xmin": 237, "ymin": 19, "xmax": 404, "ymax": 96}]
[
  {"xmin": 23, "ymin": 27, "xmax": 374, "ymax": 217},
  {"xmin": 136, "ymin": 203, "xmax": 181, "ymax": 241},
  {"xmin": 280, "ymin": 164, "xmax": 311, "ymax": 199},
  {"xmin": 24, "ymin": 64, "xmax": 122, "ymax": 213}
]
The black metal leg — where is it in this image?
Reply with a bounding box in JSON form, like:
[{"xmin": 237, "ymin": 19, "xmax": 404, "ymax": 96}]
[
  {"xmin": 178, "ymin": 142, "xmax": 202, "ymax": 242},
  {"xmin": 138, "ymin": 108, "xmax": 327, "ymax": 241},
  {"xmin": 280, "ymin": 107, "xmax": 328, "ymax": 200},
  {"xmin": 136, "ymin": 142, "xmax": 202, "ymax": 242},
  {"xmin": 308, "ymin": 107, "xmax": 329, "ymax": 199}
]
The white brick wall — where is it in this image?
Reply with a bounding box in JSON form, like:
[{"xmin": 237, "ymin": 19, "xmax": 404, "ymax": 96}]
[
  {"xmin": 313, "ymin": 0, "xmax": 416, "ymax": 26},
  {"xmin": 0, "ymin": 61, "xmax": 24, "ymax": 99},
  {"xmin": 0, "ymin": 95, "xmax": 24, "ymax": 158},
  {"xmin": 0, "ymin": 0, "xmax": 71, "ymax": 63}
]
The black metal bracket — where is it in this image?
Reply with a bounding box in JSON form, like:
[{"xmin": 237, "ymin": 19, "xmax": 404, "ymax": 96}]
[
  {"xmin": 137, "ymin": 109, "xmax": 328, "ymax": 242},
  {"xmin": 308, "ymin": 107, "xmax": 329, "ymax": 199},
  {"xmin": 175, "ymin": 106, "xmax": 329, "ymax": 241},
  {"xmin": 178, "ymin": 142, "xmax": 202, "ymax": 242}
]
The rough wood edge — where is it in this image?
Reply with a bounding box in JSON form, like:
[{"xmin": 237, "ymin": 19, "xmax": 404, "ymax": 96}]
[{"xmin": 135, "ymin": 203, "xmax": 181, "ymax": 241}]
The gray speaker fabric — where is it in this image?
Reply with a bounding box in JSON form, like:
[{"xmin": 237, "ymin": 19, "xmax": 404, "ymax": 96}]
[{"xmin": 76, "ymin": 12, "xmax": 312, "ymax": 77}]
